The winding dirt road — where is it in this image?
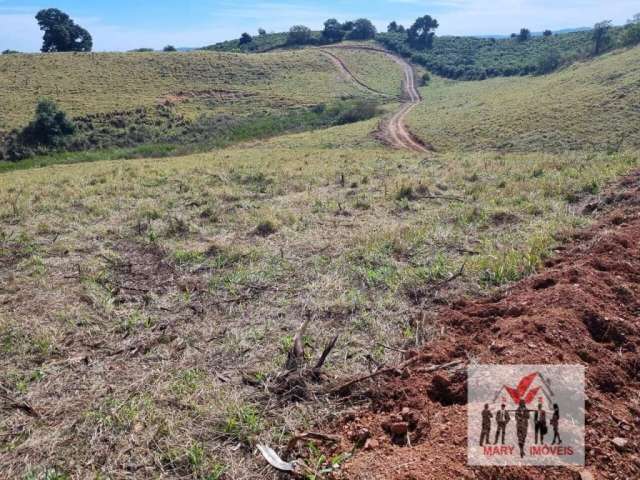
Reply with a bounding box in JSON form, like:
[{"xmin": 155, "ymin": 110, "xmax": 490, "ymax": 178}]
[
  {"xmin": 321, "ymin": 45, "xmax": 430, "ymax": 154},
  {"xmin": 318, "ymin": 49, "xmax": 391, "ymax": 98}
]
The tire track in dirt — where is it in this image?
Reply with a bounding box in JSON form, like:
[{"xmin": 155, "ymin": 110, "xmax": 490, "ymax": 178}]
[
  {"xmin": 321, "ymin": 45, "xmax": 430, "ymax": 154},
  {"xmin": 318, "ymin": 49, "xmax": 391, "ymax": 98}
]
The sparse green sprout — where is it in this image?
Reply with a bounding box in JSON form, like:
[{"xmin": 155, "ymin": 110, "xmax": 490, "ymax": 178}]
[{"xmin": 221, "ymin": 404, "xmax": 264, "ymax": 444}]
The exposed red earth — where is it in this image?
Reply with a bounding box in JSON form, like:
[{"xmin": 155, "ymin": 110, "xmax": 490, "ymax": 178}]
[{"xmin": 320, "ymin": 170, "xmax": 640, "ymax": 480}]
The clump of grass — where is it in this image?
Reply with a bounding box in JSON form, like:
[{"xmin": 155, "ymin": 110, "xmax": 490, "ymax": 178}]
[
  {"xmin": 170, "ymin": 368, "xmax": 206, "ymax": 396},
  {"xmin": 254, "ymin": 219, "xmax": 277, "ymax": 237},
  {"xmin": 173, "ymin": 249, "xmax": 205, "ymax": 266},
  {"xmin": 165, "ymin": 216, "xmax": 190, "ymax": 237},
  {"xmin": 395, "ymin": 184, "xmax": 415, "ymax": 201},
  {"xmin": 220, "ymin": 404, "xmax": 264, "ymax": 445}
]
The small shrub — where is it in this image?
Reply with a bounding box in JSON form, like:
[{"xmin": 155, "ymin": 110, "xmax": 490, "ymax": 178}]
[
  {"xmin": 333, "ymin": 100, "xmax": 379, "ymax": 125},
  {"xmin": 287, "ymin": 25, "xmax": 312, "ymax": 45},
  {"xmin": 255, "ymin": 219, "xmax": 277, "ymax": 236},
  {"xmin": 2, "ymin": 99, "xmax": 76, "ymax": 161},
  {"xmin": 396, "ymin": 184, "xmax": 415, "ymax": 201}
]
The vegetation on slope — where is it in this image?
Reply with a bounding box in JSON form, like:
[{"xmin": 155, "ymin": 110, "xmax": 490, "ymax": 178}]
[
  {"xmin": 0, "ymin": 50, "xmax": 363, "ymax": 133},
  {"xmin": 1, "ymin": 116, "xmax": 637, "ymax": 477},
  {"xmin": 378, "ymin": 23, "xmax": 640, "ymax": 80},
  {"xmin": 321, "ymin": 47, "xmax": 405, "ymax": 97},
  {"xmin": 0, "ymin": 47, "xmax": 405, "ymax": 163},
  {"xmin": 407, "ymin": 46, "xmax": 640, "ymax": 152},
  {"xmin": 0, "ymin": 99, "xmax": 380, "ymax": 166}
]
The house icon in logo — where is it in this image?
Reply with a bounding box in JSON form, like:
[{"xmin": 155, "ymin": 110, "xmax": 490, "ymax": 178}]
[{"xmin": 492, "ymin": 371, "xmax": 555, "ymax": 406}]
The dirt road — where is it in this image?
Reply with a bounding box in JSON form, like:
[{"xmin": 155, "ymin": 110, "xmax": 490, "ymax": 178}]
[
  {"xmin": 321, "ymin": 45, "xmax": 430, "ymax": 154},
  {"xmin": 318, "ymin": 49, "xmax": 391, "ymax": 97}
]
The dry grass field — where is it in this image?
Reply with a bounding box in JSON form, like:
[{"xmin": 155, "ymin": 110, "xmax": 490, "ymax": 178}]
[
  {"xmin": 0, "ymin": 50, "xmax": 369, "ymax": 133},
  {"xmin": 321, "ymin": 47, "xmax": 406, "ymax": 97},
  {"xmin": 2, "ymin": 113, "xmax": 638, "ymax": 477},
  {"xmin": 408, "ymin": 46, "xmax": 640, "ymax": 152}
]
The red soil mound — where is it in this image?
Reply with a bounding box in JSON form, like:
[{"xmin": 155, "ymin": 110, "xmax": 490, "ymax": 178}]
[{"xmin": 325, "ymin": 171, "xmax": 640, "ymax": 480}]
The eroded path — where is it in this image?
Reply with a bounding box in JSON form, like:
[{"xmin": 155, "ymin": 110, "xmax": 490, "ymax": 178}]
[{"xmin": 321, "ymin": 45, "xmax": 430, "ymax": 154}]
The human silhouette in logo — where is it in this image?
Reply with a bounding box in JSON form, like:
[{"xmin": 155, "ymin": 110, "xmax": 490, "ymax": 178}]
[
  {"xmin": 515, "ymin": 399, "xmax": 530, "ymax": 458},
  {"xmin": 480, "ymin": 404, "xmax": 493, "ymax": 446},
  {"xmin": 494, "ymin": 403, "xmax": 510, "ymax": 444},
  {"xmin": 534, "ymin": 402, "xmax": 547, "ymax": 444},
  {"xmin": 550, "ymin": 403, "xmax": 562, "ymax": 444}
]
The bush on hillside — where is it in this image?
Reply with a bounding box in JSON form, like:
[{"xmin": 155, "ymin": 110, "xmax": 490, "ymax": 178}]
[
  {"xmin": 239, "ymin": 33, "xmax": 253, "ymax": 45},
  {"xmin": 346, "ymin": 19, "xmax": 377, "ymax": 40},
  {"xmin": 2, "ymin": 49, "xmax": 20, "ymax": 54},
  {"xmin": 287, "ymin": 25, "xmax": 312, "ymax": 45},
  {"xmin": 536, "ymin": 48, "xmax": 561, "ymax": 75},
  {"xmin": 2, "ymin": 100, "xmax": 76, "ymax": 161},
  {"xmin": 621, "ymin": 21, "xmax": 640, "ymax": 46},
  {"xmin": 322, "ymin": 19, "xmax": 345, "ymax": 43},
  {"xmin": 163, "ymin": 45, "xmax": 177, "ymax": 52},
  {"xmin": 331, "ymin": 99, "xmax": 379, "ymax": 124}
]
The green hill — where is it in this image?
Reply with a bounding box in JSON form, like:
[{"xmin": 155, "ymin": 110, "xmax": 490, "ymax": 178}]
[
  {"xmin": 0, "ymin": 49, "xmax": 359, "ymax": 133},
  {"xmin": 408, "ymin": 46, "xmax": 640, "ymax": 152}
]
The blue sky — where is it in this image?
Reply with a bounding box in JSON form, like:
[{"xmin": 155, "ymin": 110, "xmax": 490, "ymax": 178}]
[{"xmin": 1, "ymin": 1, "xmax": 638, "ymax": 52}]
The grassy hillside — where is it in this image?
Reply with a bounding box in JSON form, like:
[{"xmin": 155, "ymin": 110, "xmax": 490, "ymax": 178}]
[
  {"xmin": 408, "ymin": 46, "xmax": 640, "ymax": 152},
  {"xmin": 1, "ymin": 113, "xmax": 637, "ymax": 477},
  {"xmin": 0, "ymin": 49, "xmax": 364, "ymax": 133},
  {"xmin": 203, "ymin": 32, "xmax": 320, "ymax": 53},
  {"xmin": 322, "ymin": 47, "xmax": 405, "ymax": 97}
]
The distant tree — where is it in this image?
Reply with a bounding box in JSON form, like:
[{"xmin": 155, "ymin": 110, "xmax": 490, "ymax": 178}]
[
  {"xmin": 408, "ymin": 15, "xmax": 439, "ymax": 49},
  {"xmin": 536, "ymin": 48, "xmax": 561, "ymax": 74},
  {"xmin": 388, "ymin": 21, "xmax": 399, "ymax": 33},
  {"xmin": 258, "ymin": 28, "xmax": 267, "ymax": 35},
  {"xmin": 341, "ymin": 21, "xmax": 355, "ymax": 32},
  {"xmin": 346, "ymin": 18, "xmax": 377, "ymax": 40},
  {"xmin": 163, "ymin": 45, "xmax": 177, "ymax": 52},
  {"xmin": 2, "ymin": 49, "xmax": 20, "ymax": 54},
  {"xmin": 239, "ymin": 33, "xmax": 253, "ymax": 45},
  {"xmin": 593, "ymin": 20, "xmax": 612, "ymax": 54},
  {"xmin": 517, "ymin": 28, "xmax": 531, "ymax": 42},
  {"xmin": 510, "ymin": 33, "xmax": 517, "ymax": 38},
  {"xmin": 322, "ymin": 18, "xmax": 345, "ymax": 43},
  {"xmin": 129, "ymin": 48, "xmax": 154, "ymax": 52},
  {"xmin": 621, "ymin": 16, "xmax": 640, "ymax": 46},
  {"xmin": 287, "ymin": 25, "xmax": 312, "ymax": 45},
  {"xmin": 35, "ymin": 8, "xmax": 92, "ymax": 52},
  {"xmin": 543, "ymin": 30, "xmax": 553, "ymax": 37},
  {"xmin": 397, "ymin": 24, "xmax": 406, "ymax": 33}
]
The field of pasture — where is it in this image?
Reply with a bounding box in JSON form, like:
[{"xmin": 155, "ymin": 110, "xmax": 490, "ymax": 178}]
[
  {"xmin": 407, "ymin": 46, "xmax": 640, "ymax": 152},
  {"xmin": 1, "ymin": 111, "xmax": 638, "ymax": 477}
]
